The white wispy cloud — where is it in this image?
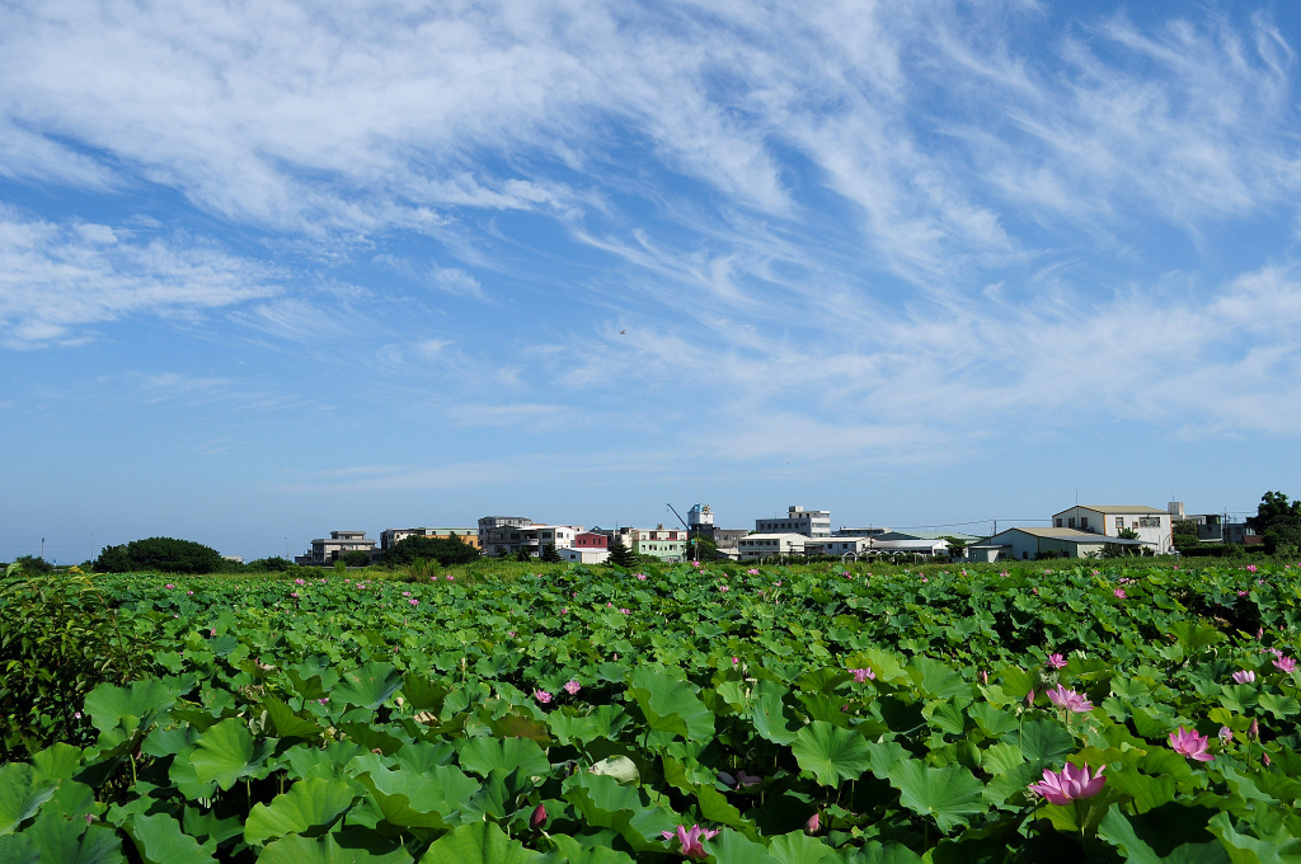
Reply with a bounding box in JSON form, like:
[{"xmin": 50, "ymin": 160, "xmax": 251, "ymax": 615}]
[{"xmin": 0, "ymin": 206, "xmax": 281, "ymax": 348}]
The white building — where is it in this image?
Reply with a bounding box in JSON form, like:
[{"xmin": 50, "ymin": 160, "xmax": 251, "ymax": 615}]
[
  {"xmin": 755, "ymin": 506, "xmax": 831, "ymax": 538},
  {"xmin": 970, "ymin": 527, "xmax": 1144, "ymax": 562},
  {"xmin": 803, "ymin": 537, "xmax": 874, "ymax": 557},
  {"xmin": 298, "ymin": 530, "xmax": 376, "ymax": 565},
  {"xmin": 559, "ymin": 547, "xmax": 610, "ymax": 565},
  {"xmin": 1051, "ymin": 505, "xmax": 1173, "ymax": 554},
  {"xmin": 738, "ymin": 533, "xmax": 808, "ymax": 560}
]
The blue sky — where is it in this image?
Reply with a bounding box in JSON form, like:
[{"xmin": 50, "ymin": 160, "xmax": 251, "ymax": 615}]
[{"xmin": 4, "ymin": 1, "xmax": 1301, "ymax": 563}]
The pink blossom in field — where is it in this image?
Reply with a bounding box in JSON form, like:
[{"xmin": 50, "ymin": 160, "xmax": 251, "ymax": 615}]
[
  {"xmin": 1275, "ymin": 655, "xmax": 1297, "ymax": 673},
  {"xmin": 719, "ymin": 585, "xmax": 729, "ymax": 592},
  {"xmin": 636, "ymin": 573, "xmax": 647, "ymax": 581},
  {"xmin": 1219, "ymin": 726, "xmax": 1233, "ymax": 742},
  {"xmin": 1232, "ymin": 670, "xmax": 1255, "ymax": 684},
  {"xmin": 1114, "ymin": 589, "xmax": 1126, "ymax": 599},
  {"xmin": 408, "ymin": 598, "xmax": 418, "ymax": 606},
  {"xmin": 1238, "ymin": 590, "xmax": 1248, "ymax": 597},
  {"xmin": 1169, "ymin": 726, "xmax": 1214, "ymax": 762},
  {"xmin": 563, "ymin": 679, "xmax": 581, "ymax": 695},
  {"xmin": 979, "ymin": 670, "xmax": 989, "ymax": 685},
  {"xmin": 165, "ymin": 584, "xmax": 174, "ymax": 589},
  {"xmin": 534, "ymin": 689, "xmax": 552, "ymax": 704},
  {"xmin": 1028, "ymin": 763, "xmax": 1106, "ymax": 805},
  {"xmin": 849, "ymin": 667, "xmax": 875, "ymax": 683},
  {"xmin": 747, "ymin": 568, "xmax": 759, "ymax": 575},
  {"xmin": 1247, "ymin": 564, "xmax": 1258, "ymax": 573},
  {"xmin": 732, "ymin": 657, "xmax": 739, "ymax": 665},
  {"xmin": 805, "ymin": 812, "xmax": 820, "ymax": 834},
  {"xmin": 446, "ymin": 575, "xmax": 454, "ymax": 581},
  {"xmin": 662, "ymin": 825, "xmax": 720, "ymax": 860},
  {"xmin": 1046, "ymin": 684, "xmax": 1093, "ymax": 713},
  {"xmin": 1047, "ymin": 653, "xmax": 1068, "ymax": 669}
]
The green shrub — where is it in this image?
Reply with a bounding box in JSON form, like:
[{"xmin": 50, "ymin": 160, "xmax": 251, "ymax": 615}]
[{"xmin": 0, "ymin": 568, "xmax": 155, "ymax": 761}]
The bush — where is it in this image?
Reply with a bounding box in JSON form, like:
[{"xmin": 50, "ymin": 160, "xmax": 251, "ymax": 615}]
[
  {"xmin": 94, "ymin": 536, "xmax": 225, "ymax": 574},
  {"xmin": 0, "ymin": 569, "xmax": 155, "ymax": 760},
  {"xmin": 11, "ymin": 555, "xmax": 53, "ymax": 575},
  {"xmin": 383, "ymin": 535, "xmax": 481, "ymax": 567},
  {"xmin": 341, "ymin": 550, "xmax": 372, "ymax": 567}
]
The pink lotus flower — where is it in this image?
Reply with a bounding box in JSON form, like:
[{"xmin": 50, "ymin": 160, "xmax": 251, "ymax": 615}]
[
  {"xmin": 736, "ymin": 769, "xmax": 761, "ymax": 787},
  {"xmin": 1047, "ymin": 653, "xmax": 1068, "ymax": 669},
  {"xmin": 1274, "ymin": 655, "xmax": 1297, "ymax": 673},
  {"xmin": 1169, "ymin": 726, "xmax": 1214, "ymax": 762},
  {"xmin": 849, "ymin": 667, "xmax": 875, "ymax": 682},
  {"xmin": 1219, "ymin": 726, "xmax": 1233, "ymax": 742},
  {"xmin": 635, "ymin": 573, "xmax": 647, "ymax": 581},
  {"xmin": 534, "ymin": 689, "xmax": 553, "ymax": 704},
  {"xmin": 564, "ymin": 679, "xmax": 581, "ymax": 695},
  {"xmin": 1046, "ymin": 684, "xmax": 1093, "ymax": 713},
  {"xmin": 1028, "ymin": 762, "xmax": 1106, "ymax": 805},
  {"xmin": 408, "ymin": 598, "xmax": 418, "ymax": 606},
  {"xmin": 1246, "ymin": 564, "xmax": 1258, "ymax": 573},
  {"xmin": 1232, "ymin": 670, "xmax": 1256, "ymax": 684},
  {"xmin": 746, "ymin": 568, "xmax": 759, "ymax": 575},
  {"xmin": 661, "ymin": 824, "xmax": 720, "ymax": 860},
  {"xmin": 1114, "ymin": 589, "xmax": 1126, "ymax": 599}
]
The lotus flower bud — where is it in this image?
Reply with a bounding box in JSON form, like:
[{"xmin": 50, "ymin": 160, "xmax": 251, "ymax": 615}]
[
  {"xmin": 805, "ymin": 812, "xmax": 820, "ymax": 834},
  {"xmin": 530, "ymin": 804, "xmax": 547, "ymax": 831}
]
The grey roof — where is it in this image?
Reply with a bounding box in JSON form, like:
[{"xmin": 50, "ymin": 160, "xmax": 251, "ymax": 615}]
[
  {"xmin": 989, "ymin": 527, "xmax": 1145, "ymax": 545},
  {"xmin": 1052, "ymin": 505, "xmax": 1169, "ymax": 516}
]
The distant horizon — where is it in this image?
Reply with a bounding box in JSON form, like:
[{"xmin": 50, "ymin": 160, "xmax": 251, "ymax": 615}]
[
  {"xmin": 10, "ymin": 498, "xmax": 1269, "ymax": 565},
  {"xmin": 3, "ymin": 2, "xmax": 1297, "ymax": 565}
]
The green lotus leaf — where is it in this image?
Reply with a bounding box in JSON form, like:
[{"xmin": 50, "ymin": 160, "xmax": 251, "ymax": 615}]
[
  {"xmin": 262, "ymin": 696, "xmax": 325, "ymax": 740},
  {"xmin": 0, "ymin": 765, "xmax": 56, "ymax": 835},
  {"xmin": 244, "ymin": 778, "xmax": 357, "ymax": 845},
  {"xmin": 845, "ymin": 841, "xmax": 923, "ymax": 863},
  {"xmin": 887, "ymin": 761, "xmax": 986, "ymax": 833},
  {"xmin": 627, "ymin": 665, "xmax": 714, "ymax": 741},
  {"xmin": 792, "ymin": 722, "xmax": 873, "ymax": 786},
  {"xmin": 123, "ymin": 812, "xmax": 217, "ymax": 864},
  {"xmin": 588, "ymin": 756, "xmax": 639, "ymax": 786},
  {"xmin": 767, "ymin": 830, "xmax": 837, "ymax": 864},
  {"xmin": 707, "ymin": 829, "xmax": 778, "ymax": 864},
  {"xmin": 29, "ymin": 743, "xmax": 84, "ymax": 783},
  {"xmin": 562, "ymin": 772, "xmax": 677, "ymax": 852},
  {"xmin": 185, "ymin": 717, "xmax": 272, "ymax": 793},
  {"xmin": 258, "ymin": 832, "xmax": 413, "ymax": 864},
  {"xmin": 906, "ymin": 657, "xmax": 970, "ymax": 700},
  {"xmin": 11, "ymin": 818, "xmax": 123, "ymax": 864},
  {"xmin": 333, "ymin": 663, "xmax": 403, "ymax": 711},
  {"xmin": 539, "ymin": 833, "xmax": 635, "ymax": 864},
  {"xmin": 750, "ymin": 680, "xmax": 802, "ymax": 745},
  {"xmin": 0, "ymin": 833, "xmax": 40, "ymax": 864},
  {"xmin": 1208, "ymin": 809, "xmax": 1301, "ymax": 864},
  {"xmin": 1001, "ymin": 720, "xmax": 1073, "ymax": 764},
  {"xmin": 1097, "ymin": 805, "xmax": 1228, "ymax": 864},
  {"xmin": 417, "ymin": 821, "xmax": 542, "ymax": 863},
  {"xmin": 355, "ymin": 763, "xmax": 478, "ymax": 829},
  {"xmin": 457, "ymin": 736, "xmax": 550, "ymax": 779},
  {"xmin": 83, "ymin": 678, "xmax": 179, "ymax": 736}
]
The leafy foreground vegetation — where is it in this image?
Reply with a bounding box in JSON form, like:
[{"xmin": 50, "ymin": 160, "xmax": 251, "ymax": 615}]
[{"xmin": 1, "ymin": 560, "xmax": 1300, "ymax": 863}]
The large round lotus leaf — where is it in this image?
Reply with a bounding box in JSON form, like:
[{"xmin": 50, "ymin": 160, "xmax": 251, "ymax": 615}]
[{"xmin": 791, "ymin": 722, "xmax": 873, "ymax": 786}]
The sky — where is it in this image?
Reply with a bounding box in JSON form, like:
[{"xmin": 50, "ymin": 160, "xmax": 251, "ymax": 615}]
[{"xmin": 3, "ymin": 1, "xmax": 1301, "ymax": 563}]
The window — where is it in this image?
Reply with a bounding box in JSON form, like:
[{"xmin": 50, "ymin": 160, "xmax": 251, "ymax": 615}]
[
  {"xmin": 1068, "ymin": 518, "xmax": 1075, "ymax": 528},
  {"xmin": 1081, "ymin": 517, "xmax": 1090, "ymax": 529},
  {"xmin": 1055, "ymin": 518, "xmax": 1063, "ymax": 527},
  {"xmin": 1115, "ymin": 517, "xmax": 1125, "ymax": 529}
]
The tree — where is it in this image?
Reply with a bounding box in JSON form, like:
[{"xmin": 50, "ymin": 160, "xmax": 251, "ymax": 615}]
[
  {"xmin": 1172, "ymin": 519, "xmax": 1201, "ymax": 551},
  {"xmin": 541, "ymin": 543, "xmax": 562, "ymax": 563},
  {"xmin": 13, "ymin": 555, "xmax": 53, "ymax": 575},
  {"xmin": 1246, "ymin": 491, "xmax": 1301, "ymax": 555},
  {"xmin": 341, "ymin": 550, "xmax": 372, "ymax": 567},
  {"xmin": 607, "ymin": 539, "xmax": 636, "ymax": 568},
  {"xmin": 382, "ymin": 535, "xmax": 481, "ymax": 567},
  {"xmin": 93, "ymin": 537, "xmax": 224, "ymax": 574},
  {"xmin": 248, "ymin": 556, "xmax": 293, "ymax": 572}
]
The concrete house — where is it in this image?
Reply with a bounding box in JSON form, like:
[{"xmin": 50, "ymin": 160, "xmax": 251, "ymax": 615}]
[
  {"xmin": 738, "ymin": 533, "xmax": 807, "ymax": 561},
  {"xmin": 298, "ymin": 530, "xmax": 376, "ymax": 565},
  {"xmin": 1052, "ymin": 505, "xmax": 1173, "ymax": 554},
  {"xmin": 968, "ymin": 527, "xmax": 1147, "ymax": 562},
  {"xmin": 756, "ymin": 506, "xmax": 832, "ymax": 537}
]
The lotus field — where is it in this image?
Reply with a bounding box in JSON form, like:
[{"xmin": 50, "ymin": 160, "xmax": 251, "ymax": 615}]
[{"xmin": 2, "ymin": 560, "xmax": 1301, "ymax": 862}]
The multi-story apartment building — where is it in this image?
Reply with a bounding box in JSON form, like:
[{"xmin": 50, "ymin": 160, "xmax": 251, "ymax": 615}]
[{"xmin": 755, "ymin": 505, "xmax": 831, "ymax": 538}]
